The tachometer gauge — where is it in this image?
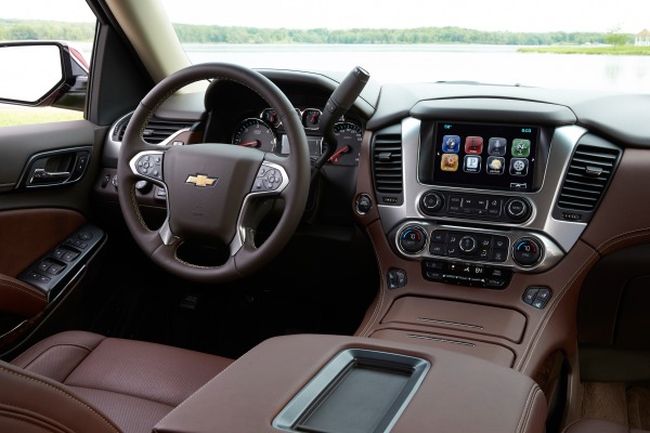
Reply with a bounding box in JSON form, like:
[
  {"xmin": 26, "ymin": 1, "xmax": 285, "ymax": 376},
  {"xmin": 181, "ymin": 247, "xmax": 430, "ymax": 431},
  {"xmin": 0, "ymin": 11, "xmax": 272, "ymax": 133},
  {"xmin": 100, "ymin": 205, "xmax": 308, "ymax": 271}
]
[
  {"xmin": 329, "ymin": 122, "xmax": 363, "ymax": 166},
  {"xmin": 232, "ymin": 118, "xmax": 277, "ymax": 152},
  {"xmin": 260, "ymin": 108, "xmax": 281, "ymax": 128}
]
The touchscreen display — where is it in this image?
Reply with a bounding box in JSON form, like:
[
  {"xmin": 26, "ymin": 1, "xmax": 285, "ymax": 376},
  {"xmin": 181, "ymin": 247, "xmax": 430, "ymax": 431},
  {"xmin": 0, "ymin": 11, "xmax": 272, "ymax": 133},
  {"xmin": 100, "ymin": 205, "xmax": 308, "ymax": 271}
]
[{"xmin": 433, "ymin": 122, "xmax": 538, "ymax": 191}]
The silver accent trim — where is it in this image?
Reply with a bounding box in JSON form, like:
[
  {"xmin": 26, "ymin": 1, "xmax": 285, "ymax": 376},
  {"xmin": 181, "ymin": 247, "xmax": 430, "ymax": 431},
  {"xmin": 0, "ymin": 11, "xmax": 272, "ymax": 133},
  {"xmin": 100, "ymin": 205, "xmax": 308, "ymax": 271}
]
[
  {"xmin": 128, "ymin": 150, "xmax": 166, "ymax": 186},
  {"xmin": 230, "ymin": 160, "xmax": 290, "ymax": 255},
  {"xmin": 157, "ymin": 128, "xmax": 191, "ymax": 146},
  {"xmin": 273, "ymin": 349, "xmax": 430, "ymax": 433},
  {"xmin": 395, "ymin": 220, "xmax": 563, "ymax": 273},
  {"xmin": 378, "ymin": 117, "xmax": 588, "ymax": 254}
]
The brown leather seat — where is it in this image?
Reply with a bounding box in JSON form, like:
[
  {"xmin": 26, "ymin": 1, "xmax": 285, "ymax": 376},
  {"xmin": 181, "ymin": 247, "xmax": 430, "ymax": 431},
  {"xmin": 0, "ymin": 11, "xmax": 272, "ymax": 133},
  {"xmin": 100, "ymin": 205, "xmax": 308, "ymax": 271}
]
[
  {"xmin": 0, "ymin": 331, "xmax": 232, "ymax": 433},
  {"xmin": 564, "ymin": 419, "xmax": 649, "ymax": 433}
]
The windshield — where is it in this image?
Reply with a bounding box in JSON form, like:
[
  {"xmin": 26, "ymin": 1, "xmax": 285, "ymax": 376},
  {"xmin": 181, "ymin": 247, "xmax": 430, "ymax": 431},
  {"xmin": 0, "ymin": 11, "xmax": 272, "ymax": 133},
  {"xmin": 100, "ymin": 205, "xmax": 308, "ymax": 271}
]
[{"xmin": 161, "ymin": 0, "xmax": 650, "ymax": 93}]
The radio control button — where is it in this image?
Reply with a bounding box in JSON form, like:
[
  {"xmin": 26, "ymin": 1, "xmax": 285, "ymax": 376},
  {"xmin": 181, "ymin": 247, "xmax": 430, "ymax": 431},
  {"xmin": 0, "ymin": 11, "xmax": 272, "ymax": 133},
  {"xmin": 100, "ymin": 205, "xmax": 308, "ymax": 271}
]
[
  {"xmin": 420, "ymin": 192, "xmax": 445, "ymax": 214},
  {"xmin": 459, "ymin": 235, "xmax": 477, "ymax": 253},
  {"xmin": 505, "ymin": 198, "xmax": 531, "ymax": 222}
]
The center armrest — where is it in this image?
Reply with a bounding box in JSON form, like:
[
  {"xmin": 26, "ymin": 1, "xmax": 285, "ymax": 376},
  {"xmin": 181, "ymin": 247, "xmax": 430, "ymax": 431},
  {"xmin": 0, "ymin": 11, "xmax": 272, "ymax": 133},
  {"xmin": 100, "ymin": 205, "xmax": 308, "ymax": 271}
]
[{"xmin": 154, "ymin": 334, "xmax": 546, "ymax": 433}]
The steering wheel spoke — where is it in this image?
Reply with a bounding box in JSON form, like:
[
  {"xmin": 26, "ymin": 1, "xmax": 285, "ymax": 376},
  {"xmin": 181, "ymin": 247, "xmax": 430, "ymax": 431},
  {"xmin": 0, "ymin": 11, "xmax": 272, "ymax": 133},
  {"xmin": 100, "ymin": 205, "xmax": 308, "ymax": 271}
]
[
  {"xmin": 249, "ymin": 158, "xmax": 290, "ymax": 197},
  {"xmin": 128, "ymin": 149, "xmax": 166, "ymax": 186}
]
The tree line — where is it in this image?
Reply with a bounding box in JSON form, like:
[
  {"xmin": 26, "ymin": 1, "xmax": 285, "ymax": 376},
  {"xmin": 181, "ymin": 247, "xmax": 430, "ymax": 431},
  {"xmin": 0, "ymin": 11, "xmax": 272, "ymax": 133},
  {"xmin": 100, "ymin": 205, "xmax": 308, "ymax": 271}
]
[{"xmin": 0, "ymin": 19, "xmax": 633, "ymax": 46}]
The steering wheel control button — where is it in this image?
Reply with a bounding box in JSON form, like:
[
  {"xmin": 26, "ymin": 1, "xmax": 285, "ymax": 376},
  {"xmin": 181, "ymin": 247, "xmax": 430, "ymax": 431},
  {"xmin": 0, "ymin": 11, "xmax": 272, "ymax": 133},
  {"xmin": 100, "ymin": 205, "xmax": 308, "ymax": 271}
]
[
  {"xmin": 523, "ymin": 286, "xmax": 552, "ymax": 309},
  {"xmin": 387, "ymin": 268, "xmax": 408, "ymax": 289},
  {"xmin": 253, "ymin": 164, "xmax": 284, "ymax": 193},
  {"xmin": 422, "ymin": 260, "xmax": 511, "ymax": 289},
  {"xmin": 355, "ymin": 194, "xmax": 373, "ymax": 215},
  {"xmin": 420, "ymin": 191, "xmax": 444, "ymax": 215},
  {"xmin": 398, "ymin": 225, "xmax": 428, "ymax": 254},
  {"xmin": 505, "ymin": 198, "xmax": 531, "ymax": 222},
  {"xmin": 135, "ymin": 154, "xmax": 163, "ymax": 181},
  {"xmin": 513, "ymin": 237, "xmax": 543, "ymax": 266}
]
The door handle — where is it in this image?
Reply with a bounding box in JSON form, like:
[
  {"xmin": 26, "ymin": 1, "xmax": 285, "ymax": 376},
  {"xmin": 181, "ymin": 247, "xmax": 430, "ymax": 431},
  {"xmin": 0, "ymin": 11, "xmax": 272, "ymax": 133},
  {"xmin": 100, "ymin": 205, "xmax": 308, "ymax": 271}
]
[
  {"xmin": 19, "ymin": 146, "xmax": 92, "ymax": 189},
  {"xmin": 29, "ymin": 168, "xmax": 72, "ymax": 185}
]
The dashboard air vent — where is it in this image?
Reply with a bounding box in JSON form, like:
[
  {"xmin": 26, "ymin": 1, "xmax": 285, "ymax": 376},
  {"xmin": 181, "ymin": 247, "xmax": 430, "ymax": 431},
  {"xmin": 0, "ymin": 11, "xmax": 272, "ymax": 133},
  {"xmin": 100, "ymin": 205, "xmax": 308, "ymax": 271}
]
[
  {"xmin": 112, "ymin": 114, "xmax": 195, "ymax": 144},
  {"xmin": 555, "ymin": 142, "xmax": 620, "ymax": 221},
  {"xmin": 372, "ymin": 126, "xmax": 403, "ymax": 205}
]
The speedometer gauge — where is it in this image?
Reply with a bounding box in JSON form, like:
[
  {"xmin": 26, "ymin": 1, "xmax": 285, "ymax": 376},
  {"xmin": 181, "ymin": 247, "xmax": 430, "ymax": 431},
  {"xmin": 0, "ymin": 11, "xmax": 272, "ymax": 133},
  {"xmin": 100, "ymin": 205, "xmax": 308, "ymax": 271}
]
[{"xmin": 232, "ymin": 118, "xmax": 277, "ymax": 152}]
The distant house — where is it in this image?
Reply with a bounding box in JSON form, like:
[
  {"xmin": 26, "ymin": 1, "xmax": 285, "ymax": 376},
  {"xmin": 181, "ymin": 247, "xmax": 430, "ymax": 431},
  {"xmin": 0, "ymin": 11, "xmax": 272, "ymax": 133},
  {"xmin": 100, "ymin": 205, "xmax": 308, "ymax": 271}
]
[{"xmin": 636, "ymin": 29, "xmax": 650, "ymax": 46}]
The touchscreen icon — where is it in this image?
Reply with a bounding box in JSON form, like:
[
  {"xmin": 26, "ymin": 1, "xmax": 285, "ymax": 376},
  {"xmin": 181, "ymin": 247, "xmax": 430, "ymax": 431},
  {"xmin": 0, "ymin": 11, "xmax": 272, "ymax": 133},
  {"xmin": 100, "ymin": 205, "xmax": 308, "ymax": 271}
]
[
  {"xmin": 441, "ymin": 135, "xmax": 461, "ymax": 153},
  {"xmin": 463, "ymin": 155, "xmax": 481, "ymax": 173},
  {"xmin": 464, "ymin": 136, "xmax": 484, "ymax": 154},
  {"xmin": 488, "ymin": 137, "xmax": 507, "ymax": 156},
  {"xmin": 512, "ymin": 139, "xmax": 531, "ymax": 157},
  {"xmin": 510, "ymin": 158, "xmax": 529, "ymax": 176},
  {"xmin": 441, "ymin": 154, "xmax": 459, "ymax": 172},
  {"xmin": 487, "ymin": 156, "xmax": 505, "ymax": 175}
]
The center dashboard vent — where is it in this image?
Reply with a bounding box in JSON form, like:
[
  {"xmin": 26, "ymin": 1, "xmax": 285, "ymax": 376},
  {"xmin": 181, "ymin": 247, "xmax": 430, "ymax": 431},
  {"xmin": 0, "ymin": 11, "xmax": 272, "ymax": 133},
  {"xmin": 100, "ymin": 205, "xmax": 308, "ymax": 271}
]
[
  {"xmin": 111, "ymin": 114, "xmax": 196, "ymax": 144},
  {"xmin": 372, "ymin": 125, "xmax": 403, "ymax": 205},
  {"xmin": 554, "ymin": 139, "xmax": 621, "ymax": 222}
]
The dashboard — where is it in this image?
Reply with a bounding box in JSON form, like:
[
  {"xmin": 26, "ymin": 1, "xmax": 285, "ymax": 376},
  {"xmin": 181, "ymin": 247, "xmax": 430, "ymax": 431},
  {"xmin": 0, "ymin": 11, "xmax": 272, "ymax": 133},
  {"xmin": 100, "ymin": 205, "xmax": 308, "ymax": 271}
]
[{"xmin": 99, "ymin": 69, "xmax": 645, "ymax": 292}]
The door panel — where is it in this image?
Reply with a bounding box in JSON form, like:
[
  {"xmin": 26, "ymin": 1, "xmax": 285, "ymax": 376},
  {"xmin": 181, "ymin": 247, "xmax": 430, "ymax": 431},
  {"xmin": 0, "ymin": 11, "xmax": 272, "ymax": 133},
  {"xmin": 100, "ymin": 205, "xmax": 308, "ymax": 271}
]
[
  {"xmin": 0, "ymin": 120, "xmax": 107, "ymax": 212},
  {"xmin": 0, "ymin": 208, "xmax": 86, "ymax": 278}
]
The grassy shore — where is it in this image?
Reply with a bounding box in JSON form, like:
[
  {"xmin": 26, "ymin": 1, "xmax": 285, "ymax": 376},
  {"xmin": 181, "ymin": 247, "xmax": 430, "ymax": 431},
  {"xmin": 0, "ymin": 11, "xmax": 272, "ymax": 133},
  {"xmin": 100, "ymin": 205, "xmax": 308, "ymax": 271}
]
[
  {"xmin": 0, "ymin": 106, "xmax": 83, "ymax": 127},
  {"xmin": 518, "ymin": 45, "xmax": 650, "ymax": 55}
]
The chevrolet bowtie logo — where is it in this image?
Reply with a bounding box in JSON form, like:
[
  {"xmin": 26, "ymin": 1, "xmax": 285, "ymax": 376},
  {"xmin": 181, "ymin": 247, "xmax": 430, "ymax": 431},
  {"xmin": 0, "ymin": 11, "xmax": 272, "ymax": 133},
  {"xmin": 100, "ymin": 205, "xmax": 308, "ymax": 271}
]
[{"xmin": 185, "ymin": 174, "xmax": 218, "ymax": 187}]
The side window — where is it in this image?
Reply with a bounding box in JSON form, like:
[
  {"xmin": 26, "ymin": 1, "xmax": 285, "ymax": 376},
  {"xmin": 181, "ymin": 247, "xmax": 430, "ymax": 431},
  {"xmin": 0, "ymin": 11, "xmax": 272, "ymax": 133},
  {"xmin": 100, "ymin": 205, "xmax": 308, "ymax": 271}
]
[{"xmin": 0, "ymin": 1, "xmax": 95, "ymax": 127}]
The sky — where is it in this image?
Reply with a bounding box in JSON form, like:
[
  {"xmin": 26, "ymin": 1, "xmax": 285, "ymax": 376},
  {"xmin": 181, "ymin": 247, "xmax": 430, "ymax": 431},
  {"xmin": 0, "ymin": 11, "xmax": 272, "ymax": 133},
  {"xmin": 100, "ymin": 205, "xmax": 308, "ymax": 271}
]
[{"xmin": 1, "ymin": 0, "xmax": 648, "ymax": 33}]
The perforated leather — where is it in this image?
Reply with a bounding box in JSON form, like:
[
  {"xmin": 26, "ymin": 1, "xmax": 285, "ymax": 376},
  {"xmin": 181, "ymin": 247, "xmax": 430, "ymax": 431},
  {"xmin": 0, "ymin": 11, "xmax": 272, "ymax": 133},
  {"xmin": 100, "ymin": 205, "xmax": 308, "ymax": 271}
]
[{"xmin": 3, "ymin": 331, "xmax": 232, "ymax": 433}]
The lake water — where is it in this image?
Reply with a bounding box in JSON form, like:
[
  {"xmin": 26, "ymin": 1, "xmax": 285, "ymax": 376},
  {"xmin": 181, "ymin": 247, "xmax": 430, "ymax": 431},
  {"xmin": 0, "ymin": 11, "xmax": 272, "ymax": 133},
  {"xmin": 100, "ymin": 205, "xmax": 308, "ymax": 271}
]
[{"xmin": 181, "ymin": 44, "xmax": 650, "ymax": 94}]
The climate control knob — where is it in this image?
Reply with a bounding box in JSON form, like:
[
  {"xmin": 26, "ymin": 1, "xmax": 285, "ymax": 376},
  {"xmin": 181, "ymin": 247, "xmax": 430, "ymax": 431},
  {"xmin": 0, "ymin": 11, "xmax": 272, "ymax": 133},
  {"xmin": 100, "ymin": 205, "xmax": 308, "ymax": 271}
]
[
  {"xmin": 398, "ymin": 225, "xmax": 428, "ymax": 254},
  {"xmin": 513, "ymin": 237, "xmax": 543, "ymax": 266},
  {"xmin": 505, "ymin": 198, "xmax": 531, "ymax": 222},
  {"xmin": 420, "ymin": 191, "xmax": 444, "ymax": 215},
  {"xmin": 458, "ymin": 235, "xmax": 477, "ymax": 253}
]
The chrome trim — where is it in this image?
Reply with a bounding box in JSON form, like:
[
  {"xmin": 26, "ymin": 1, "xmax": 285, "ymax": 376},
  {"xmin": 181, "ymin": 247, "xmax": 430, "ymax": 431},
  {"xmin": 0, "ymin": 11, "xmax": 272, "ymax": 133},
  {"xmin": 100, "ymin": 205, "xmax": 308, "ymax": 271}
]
[
  {"xmin": 394, "ymin": 220, "xmax": 564, "ymax": 273},
  {"xmin": 230, "ymin": 160, "xmax": 290, "ymax": 255},
  {"xmin": 273, "ymin": 349, "xmax": 430, "ymax": 433},
  {"xmin": 128, "ymin": 150, "xmax": 166, "ymax": 186},
  {"xmin": 377, "ymin": 118, "xmax": 588, "ymax": 253},
  {"xmin": 104, "ymin": 111, "xmax": 133, "ymax": 165},
  {"xmin": 157, "ymin": 128, "xmax": 191, "ymax": 146}
]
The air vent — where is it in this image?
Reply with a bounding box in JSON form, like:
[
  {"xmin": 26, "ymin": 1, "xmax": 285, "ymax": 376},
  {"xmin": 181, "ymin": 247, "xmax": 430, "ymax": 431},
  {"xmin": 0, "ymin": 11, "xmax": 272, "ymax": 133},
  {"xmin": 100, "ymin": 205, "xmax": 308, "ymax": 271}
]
[
  {"xmin": 555, "ymin": 142, "xmax": 620, "ymax": 221},
  {"xmin": 111, "ymin": 114, "xmax": 195, "ymax": 144},
  {"xmin": 373, "ymin": 127, "xmax": 403, "ymax": 205}
]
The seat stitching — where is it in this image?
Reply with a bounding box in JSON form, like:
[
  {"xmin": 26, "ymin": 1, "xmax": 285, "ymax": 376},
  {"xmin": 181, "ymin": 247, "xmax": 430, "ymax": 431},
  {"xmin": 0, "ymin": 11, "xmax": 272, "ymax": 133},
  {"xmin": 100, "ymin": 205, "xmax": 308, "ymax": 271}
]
[
  {"xmin": 0, "ymin": 365, "xmax": 121, "ymax": 433},
  {"xmin": 0, "ymin": 403, "xmax": 72, "ymax": 433},
  {"xmin": 21, "ymin": 343, "xmax": 98, "ymax": 371},
  {"xmin": 67, "ymin": 383, "xmax": 178, "ymax": 408}
]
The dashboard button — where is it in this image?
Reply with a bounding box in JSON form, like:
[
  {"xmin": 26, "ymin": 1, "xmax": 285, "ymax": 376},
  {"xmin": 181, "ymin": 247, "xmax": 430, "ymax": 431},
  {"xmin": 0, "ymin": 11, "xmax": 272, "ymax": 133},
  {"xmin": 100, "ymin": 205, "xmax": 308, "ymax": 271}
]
[
  {"xmin": 398, "ymin": 225, "xmax": 428, "ymax": 254},
  {"xmin": 429, "ymin": 243, "xmax": 447, "ymax": 256},
  {"xmin": 513, "ymin": 237, "xmax": 543, "ymax": 266},
  {"xmin": 505, "ymin": 198, "xmax": 531, "ymax": 222},
  {"xmin": 459, "ymin": 235, "xmax": 477, "ymax": 253},
  {"xmin": 355, "ymin": 194, "xmax": 372, "ymax": 214},
  {"xmin": 420, "ymin": 192, "xmax": 444, "ymax": 214}
]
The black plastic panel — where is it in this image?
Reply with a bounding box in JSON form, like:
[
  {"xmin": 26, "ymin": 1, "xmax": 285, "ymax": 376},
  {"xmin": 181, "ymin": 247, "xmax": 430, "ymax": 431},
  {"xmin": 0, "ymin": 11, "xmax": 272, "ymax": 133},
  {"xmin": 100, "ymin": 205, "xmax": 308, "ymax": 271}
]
[{"xmin": 18, "ymin": 224, "xmax": 105, "ymax": 301}]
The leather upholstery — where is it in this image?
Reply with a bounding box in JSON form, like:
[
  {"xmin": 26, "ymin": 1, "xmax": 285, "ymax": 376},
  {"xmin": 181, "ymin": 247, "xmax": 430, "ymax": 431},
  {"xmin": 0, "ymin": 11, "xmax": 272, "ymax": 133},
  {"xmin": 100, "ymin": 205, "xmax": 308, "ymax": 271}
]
[
  {"xmin": 0, "ymin": 273, "xmax": 47, "ymax": 317},
  {"xmin": 3, "ymin": 331, "xmax": 232, "ymax": 433},
  {"xmin": 564, "ymin": 419, "xmax": 649, "ymax": 433}
]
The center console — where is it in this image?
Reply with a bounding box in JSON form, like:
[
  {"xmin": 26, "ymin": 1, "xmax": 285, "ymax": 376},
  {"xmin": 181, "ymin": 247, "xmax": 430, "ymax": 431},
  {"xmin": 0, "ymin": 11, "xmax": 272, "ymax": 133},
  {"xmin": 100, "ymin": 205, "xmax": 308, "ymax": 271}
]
[
  {"xmin": 353, "ymin": 98, "xmax": 622, "ymax": 382},
  {"xmin": 153, "ymin": 334, "xmax": 545, "ymax": 433}
]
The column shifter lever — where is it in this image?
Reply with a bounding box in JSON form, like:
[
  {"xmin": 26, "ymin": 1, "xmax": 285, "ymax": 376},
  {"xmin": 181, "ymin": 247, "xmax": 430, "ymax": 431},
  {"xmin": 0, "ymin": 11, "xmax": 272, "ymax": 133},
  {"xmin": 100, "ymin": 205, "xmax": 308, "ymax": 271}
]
[{"xmin": 313, "ymin": 66, "xmax": 370, "ymax": 177}]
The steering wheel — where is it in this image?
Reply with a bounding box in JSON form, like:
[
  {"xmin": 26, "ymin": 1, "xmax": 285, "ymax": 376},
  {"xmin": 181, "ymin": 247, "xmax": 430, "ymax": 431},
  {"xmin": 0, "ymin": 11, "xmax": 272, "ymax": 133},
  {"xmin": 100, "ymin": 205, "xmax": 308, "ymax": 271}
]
[{"xmin": 117, "ymin": 63, "xmax": 310, "ymax": 283}]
